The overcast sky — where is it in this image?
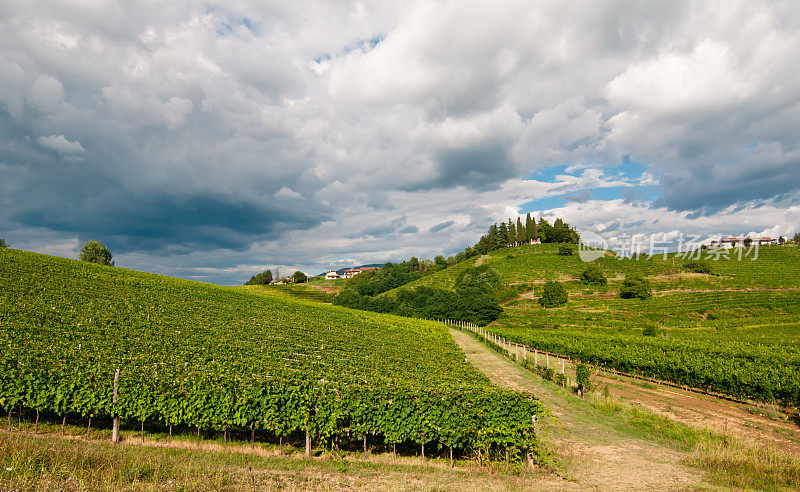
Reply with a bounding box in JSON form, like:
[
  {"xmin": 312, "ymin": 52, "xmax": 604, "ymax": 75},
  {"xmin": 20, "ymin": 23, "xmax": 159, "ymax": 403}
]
[{"xmin": 2, "ymin": 0, "xmax": 799, "ymax": 284}]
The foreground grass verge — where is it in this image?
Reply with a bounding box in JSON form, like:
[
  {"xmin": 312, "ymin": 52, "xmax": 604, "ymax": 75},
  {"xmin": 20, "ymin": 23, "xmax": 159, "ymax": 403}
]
[
  {"xmin": 0, "ymin": 430, "xmax": 559, "ymax": 491},
  {"xmin": 587, "ymin": 393, "xmax": 800, "ymax": 490}
]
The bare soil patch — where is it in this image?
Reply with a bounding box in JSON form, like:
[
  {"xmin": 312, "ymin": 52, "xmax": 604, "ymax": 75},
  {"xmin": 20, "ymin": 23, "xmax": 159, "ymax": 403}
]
[{"xmin": 595, "ymin": 373, "xmax": 800, "ymax": 456}]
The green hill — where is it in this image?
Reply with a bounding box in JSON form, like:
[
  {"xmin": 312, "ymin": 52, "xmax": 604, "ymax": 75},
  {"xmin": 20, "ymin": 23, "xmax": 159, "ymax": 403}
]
[
  {"xmin": 413, "ymin": 243, "xmax": 800, "ymax": 406},
  {"xmin": 399, "ymin": 242, "xmax": 800, "ymax": 293},
  {"xmin": 0, "ymin": 248, "xmax": 542, "ymax": 459}
]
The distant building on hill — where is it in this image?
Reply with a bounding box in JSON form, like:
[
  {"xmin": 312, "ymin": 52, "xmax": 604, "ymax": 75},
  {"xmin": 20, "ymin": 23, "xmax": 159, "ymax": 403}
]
[
  {"xmin": 341, "ymin": 266, "xmax": 379, "ymax": 279},
  {"xmin": 325, "ymin": 270, "xmax": 341, "ymax": 280},
  {"xmin": 709, "ymin": 236, "xmax": 778, "ymax": 248}
]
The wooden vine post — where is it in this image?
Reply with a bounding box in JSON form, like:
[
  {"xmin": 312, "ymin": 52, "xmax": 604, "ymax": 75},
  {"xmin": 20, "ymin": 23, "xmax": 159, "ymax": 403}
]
[
  {"xmin": 305, "ymin": 428, "xmax": 311, "ymax": 457},
  {"xmin": 111, "ymin": 368, "xmax": 120, "ymax": 443}
]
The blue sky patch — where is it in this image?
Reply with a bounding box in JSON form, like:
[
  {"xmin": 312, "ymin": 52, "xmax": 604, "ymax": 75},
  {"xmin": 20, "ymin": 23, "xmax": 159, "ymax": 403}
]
[{"xmin": 520, "ymin": 161, "xmax": 660, "ymax": 214}]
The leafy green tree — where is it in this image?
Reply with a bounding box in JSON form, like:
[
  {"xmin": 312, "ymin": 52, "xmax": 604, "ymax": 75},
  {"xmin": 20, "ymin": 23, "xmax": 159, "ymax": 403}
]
[
  {"xmin": 579, "ymin": 264, "xmax": 607, "ymax": 286},
  {"xmin": 793, "ymin": 232, "xmax": 800, "ymax": 244},
  {"xmin": 575, "ymin": 363, "xmax": 591, "ymax": 398},
  {"xmin": 434, "ymin": 255, "xmax": 448, "ymax": 270},
  {"xmin": 291, "ymin": 271, "xmax": 308, "ymax": 283},
  {"xmin": 79, "ymin": 241, "xmax": 113, "ymax": 266},
  {"xmin": 539, "ymin": 281, "xmax": 568, "ymax": 307},
  {"xmin": 489, "ymin": 224, "xmax": 503, "ymax": 250},
  {"xmin": 537, "ymin": 218, "xmax": 552, "ymax": 243},
  {"xmin": 0, "ymin": 238, "xmax": 7, "ymax": 248},
  {"xmin": 683, "ymin": 260, "xmax": 712, "ymax": 274},
  {"xmin": 552, "ymin": 218, "xmax": 580, "ymax": 243},
  {"xmin": 245, "ymin": 269, "xmax": 273, "ymax": 285},
  {"xmin": 619, "ymin": 274, "xmax": 651, "ymax": 300},
  {"xmin": 498, "ymin": 222, "xmax": 509, "ymax": 246},
  {"xmin": 743, "ymin": 237, "xmax": 753, "ymax": 247},
  {"xmin": 557, "ymin": 244, "xmax": 573, "ymax": 256},
  {"xmin": 454, "ymin": 265, "xmax": 501, "ymax": 296}
]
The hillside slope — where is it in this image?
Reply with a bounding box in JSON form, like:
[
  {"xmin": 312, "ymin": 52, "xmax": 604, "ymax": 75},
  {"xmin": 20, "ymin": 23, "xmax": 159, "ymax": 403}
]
[
  {"xmin": 396, "ymin": 242, "xmax": 800, "ymax": 293},
  {"xmin": 397, "ymin": 243, "xmax": 800, "ymax": 406},
  {"xmin": 0, "ymin": 248, "xmax": 542, "ymax": 458}
]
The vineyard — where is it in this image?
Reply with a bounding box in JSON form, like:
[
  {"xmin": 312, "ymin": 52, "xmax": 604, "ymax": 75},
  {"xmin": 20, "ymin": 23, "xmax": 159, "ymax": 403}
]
[
  {"xmin": 0, "ymin": 248, "xmax": 543, "ymax": 461},
  {"xmin": 396, "ymin": 243, "xmax": 800, "ymax": 293},
  {"xmin": 245, "ymin": 283, "xmax": 336, "ymax": 303},
  {"xmin": 399, "ymin": 243, "xmax": 800, "ymax": 408}
]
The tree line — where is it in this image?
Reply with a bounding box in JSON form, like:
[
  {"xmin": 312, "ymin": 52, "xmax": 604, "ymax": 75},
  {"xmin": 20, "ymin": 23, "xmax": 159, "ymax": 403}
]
[{"xmin": 333, "ymin": 264, "xmax": 503, "ymax": 326}]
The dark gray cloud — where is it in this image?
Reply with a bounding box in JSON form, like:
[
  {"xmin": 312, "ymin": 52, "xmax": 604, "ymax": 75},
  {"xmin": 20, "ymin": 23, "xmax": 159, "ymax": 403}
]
[
  {"xmin": 1, "ymin": 0, "xmax": 799, "ymax": 284},
  {"xmin": 429, "ymin": 220, "xmax": 455, "ymax": 233},
  {"xmin": 655, "ymin": 156, "xmax": 800, "ymax": 213},
  {"xmin": 428, "ymin": 144, "xmax": 517, "ymax": 191},
  {"xmin": 562, "ymin": 190, "xmax": 592, "ymax": 203}
]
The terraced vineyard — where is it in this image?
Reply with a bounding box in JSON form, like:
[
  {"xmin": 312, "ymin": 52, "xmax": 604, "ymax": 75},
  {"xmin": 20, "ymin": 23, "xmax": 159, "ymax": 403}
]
[
  {"xmin": 398, "ymin": 243, "xmax": 800, "ymax": 293},
  {"xmin": 0, "ymin": 248, "xmax": 542, "ymax": 460},
  {"xmin": 245, "ymin": 283, "xmax": 336, "ymax": 303},
  {"xmin": 408, "ymin": 243, "xmax": 800, "ymax": 407}
]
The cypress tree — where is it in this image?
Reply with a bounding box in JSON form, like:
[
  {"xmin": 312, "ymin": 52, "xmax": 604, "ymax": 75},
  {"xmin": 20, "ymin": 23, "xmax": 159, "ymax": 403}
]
[
  {"xmin": 516, "ymin": 217, "xmax": 524, "ymax": 244},
  {"xmin": 508, "ymin": 220, "xmax": 516, "ymax": 246},
  {"xmin": 525, "ymin": 213, "xmax": 534, "ymax": 242}
]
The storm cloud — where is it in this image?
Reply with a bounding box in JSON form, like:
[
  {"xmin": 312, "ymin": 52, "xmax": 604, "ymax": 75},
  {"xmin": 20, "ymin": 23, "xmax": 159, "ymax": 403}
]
[{"xmin": 1, "ymin": 1, "xmax": 799, "ymax": 284}]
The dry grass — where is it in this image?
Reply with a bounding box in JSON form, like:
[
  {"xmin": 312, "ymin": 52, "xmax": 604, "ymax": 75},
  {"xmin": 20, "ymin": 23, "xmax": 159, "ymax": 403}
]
[
  {"xmin": 745, "ymin": 401, "xmax": 791, "ymax": 422},
  {"xmin": 692, "ymin": 435, "xmax": 800, "ymax": 490},
  {"xmin": 586, "ymin": 392, "xmax": 800, "ymax": 490},
  {"xmin": 0, "ymin": 430, "xmax": 567, "ymax": 491}
]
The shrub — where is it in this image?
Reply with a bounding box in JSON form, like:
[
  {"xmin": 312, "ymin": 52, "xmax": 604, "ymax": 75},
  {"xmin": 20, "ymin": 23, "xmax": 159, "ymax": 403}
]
[
  {"xmin": 554, "ymin": 373, "xmax": 567, "ymax": 387},
  {"xmin": 539, "ymin": 281, "xmax": 568, "ymax": 308},
  {"xmin": 79, "ymin": 241, "xmax": 113, "ymax": 266},
  {"xmin": 538, "ymin": 366, "xmax": 555, "ymax": 381},
  {"xmin": 291, "ymin": 271, "xmax": 308, "ymax": 283},
  {"xmin": 245, "ymin": 269, "xmax": 273, "ymax": 285},
  {"xmin": 642, "ymin": 326, "xmax": 658, "ymax": 336},
  {"xmin": 743, "ymin": 237, "xmax": 753, "ymax": 247},
  {"xmin": 454, "ymin": 265, "xmax": 501, "ymax": 296},
  {"xmin": 579, "ymin": 264, "xmax": 607, "ymax": 286},
  {"xmin": 557, "ymin": 244, "xmax": 573, "ymax": 256},
  {"xmin": 0, "ymin": 238, "xmax": 7, "ymax": 248},
  {"xmin": 619, "ymin": 274, "xmax": 651, "ymax": 300},
  {"xmin": 576, "ymin": 363, "xmax": 592, "ymax": 397},
  {"xmin": 684, "ymin": 259, "xmax": 712, "ymax": 274}
]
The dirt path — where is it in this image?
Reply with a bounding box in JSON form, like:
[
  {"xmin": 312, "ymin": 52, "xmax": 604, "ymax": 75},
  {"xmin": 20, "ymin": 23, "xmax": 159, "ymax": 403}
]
[
  {"xmin": 595, "ymin": 373, "xmax": 800, "ymax": 456},
  {"xmin": 449, "ymin": 328, "xmax": 704, "ymax": 491}
]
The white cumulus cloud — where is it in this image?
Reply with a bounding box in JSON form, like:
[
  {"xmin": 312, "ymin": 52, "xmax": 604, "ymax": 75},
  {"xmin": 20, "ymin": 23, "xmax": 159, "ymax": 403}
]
[{"xmin": 37, "ymin": 135, "xmax": 85, "ymax": 154}]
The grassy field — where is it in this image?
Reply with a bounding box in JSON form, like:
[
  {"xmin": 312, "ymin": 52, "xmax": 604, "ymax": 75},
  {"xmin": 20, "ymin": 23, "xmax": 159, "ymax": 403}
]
[{"xmin": 0, "ymin": 429, "xmax": 557, "ymax": 491}]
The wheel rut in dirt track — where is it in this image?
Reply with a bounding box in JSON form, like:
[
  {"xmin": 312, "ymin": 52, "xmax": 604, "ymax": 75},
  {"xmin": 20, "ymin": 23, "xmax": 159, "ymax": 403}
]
[{"xmin": 449, "ymin": 328, "xmax": 703, "ymax": 491}]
